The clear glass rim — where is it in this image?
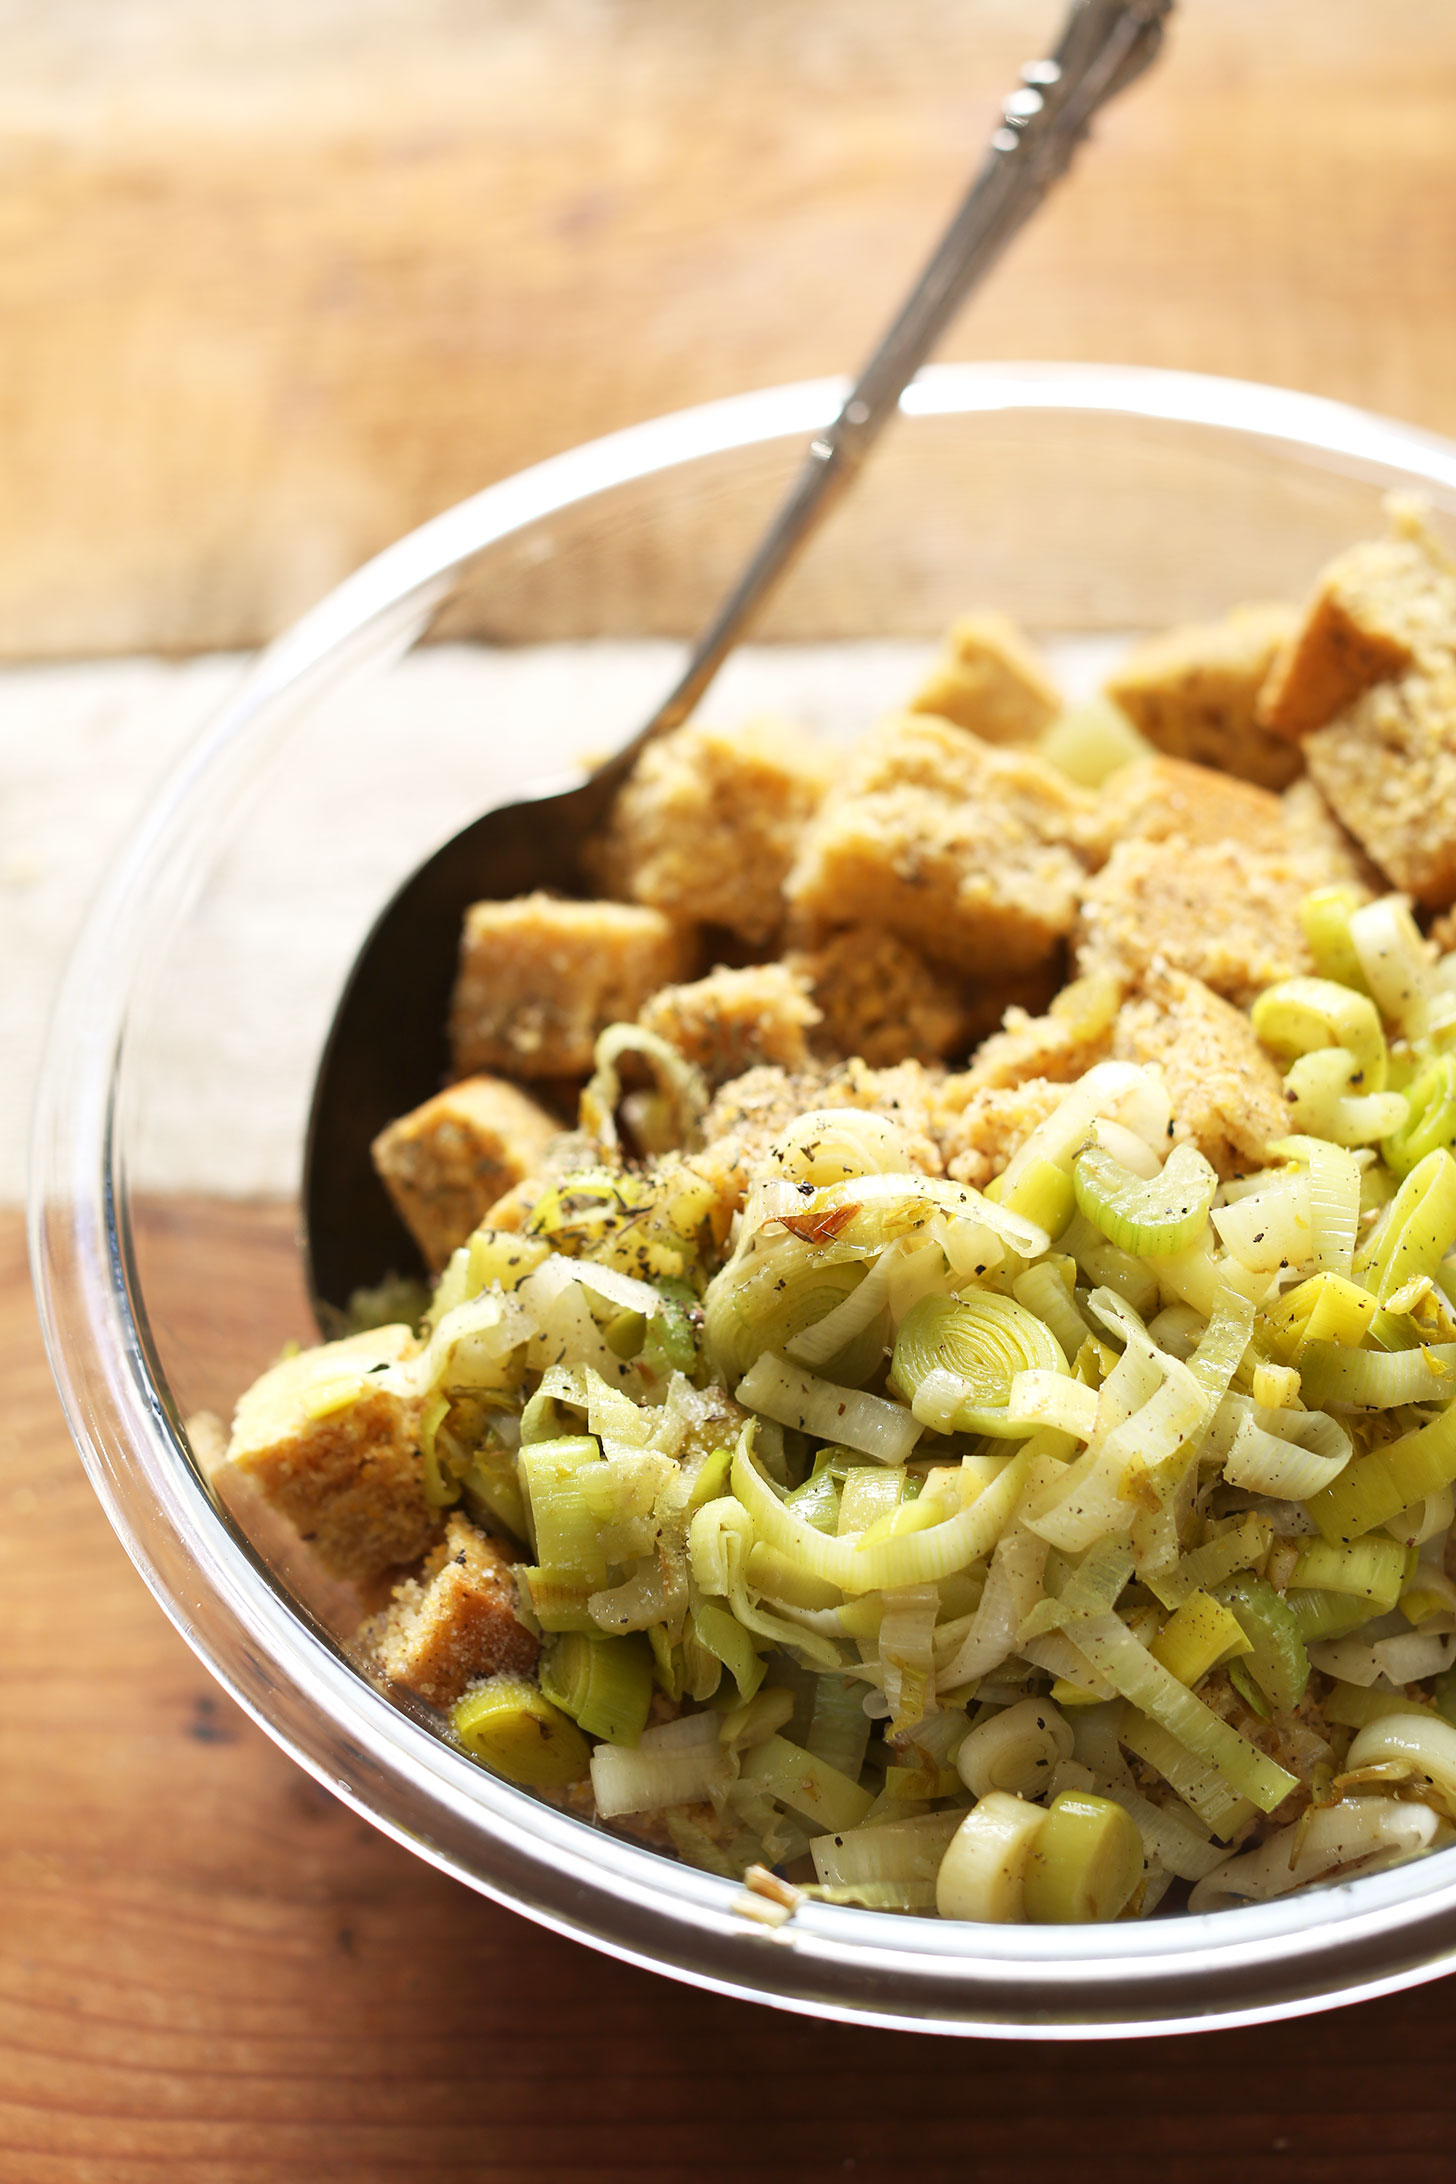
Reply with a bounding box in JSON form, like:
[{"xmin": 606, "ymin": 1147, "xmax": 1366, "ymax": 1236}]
[{"xmin": 30, "ymin": 362, "xmax": 1456, "ymax": 2038}]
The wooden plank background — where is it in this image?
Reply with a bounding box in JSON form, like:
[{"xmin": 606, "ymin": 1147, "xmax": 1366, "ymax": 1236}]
[
  {"xmin": 11, "ymin": 2, "xmax": 1456, "ymax": 2175},
  {"xmin": 4, "ymin": 0, "xmax": 1456, "ymax": 656}
]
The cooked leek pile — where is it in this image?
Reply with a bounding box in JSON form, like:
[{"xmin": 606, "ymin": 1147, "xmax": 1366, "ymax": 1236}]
[{"xmin": 431, "ymin": 890, "xmax": 1456, "ymax": 1923}]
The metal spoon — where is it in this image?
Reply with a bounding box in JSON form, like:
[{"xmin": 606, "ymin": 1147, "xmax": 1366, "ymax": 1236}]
[{"xmin": 304, "ymin": 0, "xmax": 1174, "ymax": 1324}]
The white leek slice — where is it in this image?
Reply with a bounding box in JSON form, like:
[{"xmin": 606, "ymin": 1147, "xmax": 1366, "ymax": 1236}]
[
  {"xmin": 999, "ymin": 1062, "xmax": 1170, "ymax": 1197},
  {"xmin": 956, "ymin": 1697, "xmax": 1073, "ymax": 1800},
  {"xmin": 877, "ymin": 1584, "xmax": 940, "ymax": 1728},
  {"xmin": 1007, "ymin": 1371, "xmax": 1099, "ymax": 1441},
  {"xmin": 1268, "ymin": 1135, "xmax": 1360, "ymax": 1276},
  {"xmin": 590, "ymin": 1732, "xmax": 736, "ymax": 1818},
  {"xmin": 1189, "ymin": 1796, "xmax": 1438, "ymax": 1912},
  {"xmin": 1103, "ymin": 1781, "xmax": 1227, "ymax": 1883},
  {"xmin": 786, "ymin": 1241, "xmax": 902, "ymax": 1369},
  {"xmin": 778, "ymin": 1170, "xmax": 1047, "ymax": 1261},
  {"xmin": 1349, "ymin": 895, "xmax": 1435, "ymax": 1037},
  {"xmin": 422, "ymin": 1290, "xmax": 532, "ymax": 1396},
  {"xmin": 940, "ymin": 1490, "xmax": 1054, "ymax": 1687},
  {"xmin": 736, "ymin": 1352, "xmax": 923, "ymax": 1465},
  {"xmin": 1221, "ymin": 1401, "xmax": 1352, "ymax": 1500},
  {"xmin": 1065, "ymin": 1611, "xmax": 1298, "ymax": 1814},
  {"xmin": 763, "ymin": 1106, "xmax": 917, "ymax": 1187},
  {"xmin": 935, "ymin": 1792, "xmax": 1047, "ymax": 1922},
  {"xmin": 730, "ymin": 1435, "xmax": 1027, "ymax": 1597},
  {"xmin": 811, "ymin": 1811, "xmax": 963, "ymax": 1890},
  {"xmin": 1210, "ymin": 1175, "xmax": 1315, "ymax": 1275},
  {"xmin": 1372, "ymin": 1630, "xmax": 1456, "ymax": 1684}
]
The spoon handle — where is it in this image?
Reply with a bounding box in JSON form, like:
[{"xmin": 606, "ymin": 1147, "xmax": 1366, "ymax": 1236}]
[{"xmin": 625, "ymin": 0, "xmax": 1175, "ymax": 756}]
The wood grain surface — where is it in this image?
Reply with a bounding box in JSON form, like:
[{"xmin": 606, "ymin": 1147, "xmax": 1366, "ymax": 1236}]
[
  {"xmin": 6, "ymin": 0, "xmax": 1456, "ymax": 656},
  {"xmin": 13, "ymin": 3, "xmax": 1456, "ymax": 2172},
  {"xmin": 8, "ymin": 1198, "xmax": 1456, "ymax": 2176}
]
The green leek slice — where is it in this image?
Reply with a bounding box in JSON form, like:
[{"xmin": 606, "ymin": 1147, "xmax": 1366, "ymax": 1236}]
[
  {"xmin": 1288, "ymin": 1535, "xmax": 1407, "ymax": 1614},
  {"xmin": 1299, "ymin": 1340, "xmax": 1456, "ymax": 1412},
  {"xmin": 1283, "ymin": 1587, "xmax": 1376, "ymax": 1643},
  {"xmin": 1308, "ymin": 1401, "xmax": 1456, "ymax": 1542},
  {"xmin": 691, "ymin": 1599, "xmax": 768, "ymax": 1701},
  {"xmin": 1023, "ymin": 1791, "xmax": 1144, "ymax": 1924},
  {"xmin": 891, "ymin": 1292, "xmax": 1067, "ymax": 1437},
  {"xmin": 1150, "ymin": 1591, "xmax": 1251, "ymax": 1687},
  {"xmin": 518, "ymin": 1434, "xmax": 606, "ymax": 1584},
  {"xmin": 1062, "ymin": 1610, "xmax": 1297, "ymax": 1814},
  {"xmin": 1251, "ymin": 975, "xmax": 1388, "ymax": 1090},
  {"xmin": 739, "ymin": 1732, "xmax": 873, "ymax": 1834},
  {"xmin": 1072, "ymin": 1142, "xmax": 1218, "ymax": 1257},
  {"xmin": 539, "ymin": 1631, "xmax": 655, "ymax": 1745},
  {"xmin": 1214, "ymin": 1576, "xmax": 1309, "ymax": 1713},
  {"xmin": 1299, "ymin": 885, "xmax": 1371, "ymax": 993},
  {"xmin": 453, "ymin": 1679, "xmax": 591, "ymax": 1788},
  {"xmin": 1360, "ymin": 1149, "xmax": 1456, "ymax": 1304},
  {"xmin": 1384, "ymin": 1056, "xmax": 1456, "ymax": 1181}
]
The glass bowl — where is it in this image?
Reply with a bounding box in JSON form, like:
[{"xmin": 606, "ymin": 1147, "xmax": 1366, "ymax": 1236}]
[{"xmin": 31, "ymin": 363, "xmax": 1456, "ymax": 2039}]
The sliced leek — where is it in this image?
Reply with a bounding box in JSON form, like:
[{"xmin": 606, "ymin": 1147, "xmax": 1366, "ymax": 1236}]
[
  {"xmin": 1073, "ymin": 1142, "xmax": 1218, "ymax": 1257},
  {"xmin": 317, "ymin": 874, "xmax": 1456, "ymax": 1930},
  {"xmin": 891, "ymin": 1292, "xmax": 1068, "ymax": 1437},
  {"xmin": 1022, "ymin": 1791, "xmax": 1144, "ymax": 1924}
]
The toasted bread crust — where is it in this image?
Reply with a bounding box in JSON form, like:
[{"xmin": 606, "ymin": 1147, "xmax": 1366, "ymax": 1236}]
[
  {"xmin": 1112, "ymin": 968, "xmax": 1288, "ymax": 1178},
  {"xmin": 1258, "ymin": 504, "xmax": 1456, "ymax": 740},
  {"xmin": 1107, "ymin": 604, "xmax": 1300, "ymax": 789},
  {"xmin": 787, "ymin": 715, "xmax": 1102, "ymax": 977},
  {"xmin": 372, "ymin": 1075, "xmax": 559, "ymax": 1270},
  {"xmin": 450, "ymin": 894, "xmax": 696, "ymax": 1080},
  {"xmin": 1304, "ymin": 659, "xmax": 1456, "ymax": 907},
  {"xmin": 1074, "ymin": 837, "xmax": 1313, "ymax": 1007},
  {"xmin": 225, "ymin": 1326, "xmax": 438, "ymax": 1586},
  {"xmin": 591, "ymin": 717, "xmax": 831, "ymax": 945},
  {"xmin": 908, "ymin": 610, "xmax": 1062, "ymax": 745},
  {"xmin": 638, "ymin": 961, "xmax": 820, "ymax": 1082},
  {"xmin": 363, "ymin": 1512, "xmax": 537, "ymax": 1708},
  {"xmin": 785, "ymin": 923, "xmax": 979, "ymax": 1067}
]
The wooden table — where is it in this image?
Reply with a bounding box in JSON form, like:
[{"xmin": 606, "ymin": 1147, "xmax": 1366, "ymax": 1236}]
[
  {"xmin": 11, "ymin": 1, "xmax": 1456, "ymax": 2173},
  {"xmin": 6, "ymin": 0, "xmax": 1456, "ymax": 657}
]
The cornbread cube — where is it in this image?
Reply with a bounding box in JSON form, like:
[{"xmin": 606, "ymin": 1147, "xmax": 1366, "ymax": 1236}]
[
  {"xmin": 1106, "ymin": 604, "xmax": 1301, "ymax": 789},
  {"xmin": 908, "ymin": 610, "xmax": 1062, "ymax": 745},
  {"xmin": 1074, "ymin": 839, "xmax": 1312, "ymax": 1008},
  {"xmin": 371, "ymin": 1075, "xmax": 560, "ymax": 1271},
  {"xmin": 1111, "ymin": 968, "xmax": 1288, "ymax": 1178},
  {"xmin": 363, "ymin": 1512, "xmax": 538, "ymax": 1708},
  {"xmin": 1280, "ymin": 777, "xmax": 1385, "ymax": 894},
  {"xmin": 1101, "ymin": 756, "xmax": 1289, "ymax": 856},
  {"xmin": 193, "ymin": 1408, "xmax": 381, "ymax": 1637},
  {"xmin": 1258, "ymin": 503, "xmax": 1456, "ymax": 739},
  {"xmin": 786, "ymin": 715, "xmax": 1101, "ymax": 977},
  {"xmin": 693, "ymin": 1064, "xmax": 830, "ymax": 1215},
  {"xmin": 956, "ymin": 971, "xmax": 1123, "ymax": 1094},
  {"xmin": 786, "ymin": 923, "xmax": 978, "ymax": 1066},
  {"xmin": 693, "ymin": 1058, "xmax": 946, "ymax": 1222},
  {"xmin": 223, "ymin": 1325, "xmax": 438, "ymax": 1586},
  {"xmin": 449, "ymin": 894, "xmax": 696, "ymax": 1080},
  {"xmin": 1304, "ymin": 658, "xmax": 1456, "ymax": 907},
  {"xmin": 935, "ymin": 1078, "xmax": 1068, "ymax": 1191},
  {"xmin": 591, "ymin": 717, "xmax": 832, "ymax": 945},
  {"xmin": 637, "ymin": 961, "xmax": 820, "ymax": 1082}
]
